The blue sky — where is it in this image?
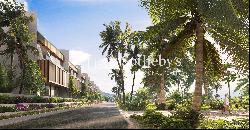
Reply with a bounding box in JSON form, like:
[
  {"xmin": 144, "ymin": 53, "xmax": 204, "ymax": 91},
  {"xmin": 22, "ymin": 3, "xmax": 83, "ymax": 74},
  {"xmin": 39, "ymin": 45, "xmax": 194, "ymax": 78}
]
[
  {"xmin": 14, "ymin": 0, "xmax": 241, "ymax": 98},
  {"xmin": 25, "ymin": 0, "xmax": 151, "ymax": 94}
]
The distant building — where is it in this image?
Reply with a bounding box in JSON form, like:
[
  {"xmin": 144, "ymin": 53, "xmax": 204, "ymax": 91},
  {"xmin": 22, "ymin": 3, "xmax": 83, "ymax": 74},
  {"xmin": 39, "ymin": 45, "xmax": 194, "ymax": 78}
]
[{"xmin": 0, "ymin": 12, "xmax": 100, "ymax": 97}]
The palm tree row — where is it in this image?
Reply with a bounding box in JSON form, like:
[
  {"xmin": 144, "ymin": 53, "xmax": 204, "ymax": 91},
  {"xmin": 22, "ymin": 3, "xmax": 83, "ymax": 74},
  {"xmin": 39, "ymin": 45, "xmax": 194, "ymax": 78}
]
[{"xmin": 100, "ymin": 0, "xmax": 249, "ymax": 111}]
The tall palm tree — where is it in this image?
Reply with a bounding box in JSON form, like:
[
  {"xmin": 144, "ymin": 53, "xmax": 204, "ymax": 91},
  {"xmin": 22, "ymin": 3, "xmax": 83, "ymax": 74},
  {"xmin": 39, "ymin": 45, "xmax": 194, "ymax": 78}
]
[
  {"xmin": 99, "ymin": 21, "xmax": 132, "ymax": 104},
  {"xmin": 126, "ymin": 32, "xmax": 141, "ymax": 101},
  {"xmin": 109, "ymin": 69, "xmax": 122, "ymax": 101},
  {"xmin": 141, "ymin": 0, "xmax": 249, "ymax": 111}
]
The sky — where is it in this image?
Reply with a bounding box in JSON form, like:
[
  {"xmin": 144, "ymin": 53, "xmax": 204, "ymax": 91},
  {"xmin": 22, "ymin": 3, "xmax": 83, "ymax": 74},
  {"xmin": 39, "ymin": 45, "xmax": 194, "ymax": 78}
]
[
  {"xmin": 24, "ymin": 0, "xmax": 150, "ymax": 94},
  {"xmin": 7, "ymin": 0, "xmax": 242, "ymax": 98}
]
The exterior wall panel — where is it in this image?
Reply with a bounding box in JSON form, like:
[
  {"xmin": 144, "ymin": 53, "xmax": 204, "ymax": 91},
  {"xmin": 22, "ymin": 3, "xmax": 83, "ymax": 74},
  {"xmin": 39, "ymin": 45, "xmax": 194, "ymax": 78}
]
[{"xmin": 49, "ymin": 62, "xmax": 56, "ymax": 82}]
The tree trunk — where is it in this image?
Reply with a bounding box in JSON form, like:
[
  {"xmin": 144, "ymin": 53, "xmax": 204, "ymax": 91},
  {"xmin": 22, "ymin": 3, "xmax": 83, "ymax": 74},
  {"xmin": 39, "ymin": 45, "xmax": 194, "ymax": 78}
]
[
  {"xmin": 228, "ymin": 80, "xmax": 231, "ymax": 107},
  {"xmin": 18, "ymin": 61, "xmax": 25, "ymax": 94},
  {"xmin": 192, "ymin": 22, "xmax": 204, "ymax": 111},
  {"xmin": 10, "ymin": 54, "xmax": 14, "ymax": 70},
  {"xmin": 203, "ymin": 81, "xmax": 209, "ymax": 103},
  {"xmin": 120, "ymin": 66, "xmax": 125, "ymax": 104},
  {"xmin": 117, "ymin": 87, "xmax": 121, "ymax": 101},
  {"xmin": 50, "ymin": 85, "xmax": 52, "ymax": 97},
  {"xmin": 130, "ymin": 71, "xmax": 135, "ymax": 101},
  {"xmin": 122, "ymin": 79, "xmax": 125, "ymax": 104},
  {"xmin": 177, "ymin": 82, "xmax": 180, "ymax": 92},
  {"xmin": 158, "ymin": 73, "xmax": 166, "ymax": 104}
]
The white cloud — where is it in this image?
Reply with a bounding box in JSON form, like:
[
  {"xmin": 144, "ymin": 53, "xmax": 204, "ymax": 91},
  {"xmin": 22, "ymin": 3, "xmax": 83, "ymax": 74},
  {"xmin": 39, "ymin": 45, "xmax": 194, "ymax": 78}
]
[{"xmin": 69, "ymin": 50, "xmax": 91, "ymax": 65}]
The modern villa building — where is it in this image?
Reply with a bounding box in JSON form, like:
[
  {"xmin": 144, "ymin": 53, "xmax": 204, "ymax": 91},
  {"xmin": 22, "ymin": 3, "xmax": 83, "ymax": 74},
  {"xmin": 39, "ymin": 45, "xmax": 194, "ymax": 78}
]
[
  {"xmin": 0, "ymin": 12, "xmax": 97, "ymax": 97},
  {"xmin": 36, "ymin": 32, "xmax": 86, "ymax": 97}
]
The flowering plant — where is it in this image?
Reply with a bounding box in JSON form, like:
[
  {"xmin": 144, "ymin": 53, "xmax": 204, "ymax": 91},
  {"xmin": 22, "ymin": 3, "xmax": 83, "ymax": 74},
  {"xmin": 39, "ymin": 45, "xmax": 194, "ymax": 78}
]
[{"xmin": 16, "ymin": 103, "xmax": 28, "ymax": 111}]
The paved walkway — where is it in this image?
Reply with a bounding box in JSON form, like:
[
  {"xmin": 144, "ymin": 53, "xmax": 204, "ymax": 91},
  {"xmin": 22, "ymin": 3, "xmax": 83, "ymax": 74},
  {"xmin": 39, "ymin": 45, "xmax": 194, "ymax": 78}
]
[{"xmin": 0, "ymin": 102, "xmax": 136, "ymax": 129}]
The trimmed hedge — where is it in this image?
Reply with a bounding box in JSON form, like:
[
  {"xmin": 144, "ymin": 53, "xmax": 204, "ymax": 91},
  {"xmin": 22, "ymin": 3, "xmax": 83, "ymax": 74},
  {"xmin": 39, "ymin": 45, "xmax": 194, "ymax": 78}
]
[
  {"xmin": 0, "ymin": 106, "xmax": 18, "ymax": 113},
  {"xmin": 0, "ymin": 95, "xmax": 86, "ymax": 104}
]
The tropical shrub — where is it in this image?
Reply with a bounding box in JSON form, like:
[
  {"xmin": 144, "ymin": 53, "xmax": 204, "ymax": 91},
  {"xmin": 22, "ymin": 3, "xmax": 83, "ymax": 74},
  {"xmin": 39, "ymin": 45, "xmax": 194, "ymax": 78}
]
[
  {"xmin": 68, "ymin": 76, "xmax": 79, "ymax": 98},
  {"xmin": 117, "ymin": 87, "xmax": 152, "ymax": 111},
  {"xmin": 0, "ymin": 94, "xmax": 87, "ymax": 104},
  {"xmin": 130, "ymin": 108, "xmax": 204, "ymax": 129},
  {"xmin": 209, "ymin": 99, "xmax": 224, "ymax": 110},
  {"xmin": 0, "ymin": 64, "xmax": 14, "ymax": 93},
  {"xmin": 198, "ymin": 118, "xmax": 249, "ymax": 129},
  {"xmin": 0, "ymin": 94, "xmax": 12, "ymax": 104},
  {"xmin": 32, "ymin": 96, "xmax": 47, "ymax": 103},
  {"xmin": 165, "ymin": 92, "xmax": 192, "ymax": 110},
  {"xmin": 172, "ymin": 108, "xmax": 204, "ymax": 128},
  {"xmin": 201, "ymin": 104, "xmax": 210, "ymax": 110},
  {"xmin": 156, "ymin": 103, "xmax": 167, "ymax": 110},
  {"xmin": 22, "ymin": 60, "xmax": 45, "ymax": 94},
  {"xmin": 0, "ymin": 106, "xmax": 18, "ymax": 113},
  {"xmin": 146, "ymin": 103, "xmax": 157, "ymax": 111}
]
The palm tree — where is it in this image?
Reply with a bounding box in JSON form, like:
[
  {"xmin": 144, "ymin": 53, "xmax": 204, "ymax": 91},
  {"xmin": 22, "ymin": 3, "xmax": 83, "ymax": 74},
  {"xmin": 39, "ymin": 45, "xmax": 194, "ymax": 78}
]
[
  {"xmin": 235, "ymin": 76, "xmax": 249, "ymax": 96},
  {"xmin": 140, "ymin": 0, "xmax": 249, "ymax": 111},
  {"xmin": 222, "ymin": 63, "xmax": 237, "ymax": 108},
  {"xmin": 126, "ymin": 33, "xmax": 141, "ymax": 101},
  {"xmin": 99, "ymin": 21, "xmax": 132, "ymax": 104},
  {"xmin": 109, "ymin": 69, "xmax": 122, "ymax": 101}
]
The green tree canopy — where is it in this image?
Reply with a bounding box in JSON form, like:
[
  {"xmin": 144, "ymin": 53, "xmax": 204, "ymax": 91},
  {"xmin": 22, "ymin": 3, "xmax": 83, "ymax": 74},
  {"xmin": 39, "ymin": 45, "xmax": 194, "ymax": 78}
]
[{"xmin": 139, "ymin": 0, "xmax": 249, "ymax": 111}]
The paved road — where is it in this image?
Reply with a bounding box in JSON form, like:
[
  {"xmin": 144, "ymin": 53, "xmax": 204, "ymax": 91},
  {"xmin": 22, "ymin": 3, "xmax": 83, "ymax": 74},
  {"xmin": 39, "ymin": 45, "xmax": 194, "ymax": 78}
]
[{"xmin": 0, "ymin": 102, "xmax": 132, "ymax": 129}]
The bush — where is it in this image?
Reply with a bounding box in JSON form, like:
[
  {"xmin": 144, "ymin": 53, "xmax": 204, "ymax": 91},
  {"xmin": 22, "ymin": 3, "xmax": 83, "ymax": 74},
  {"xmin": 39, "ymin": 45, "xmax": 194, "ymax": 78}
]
[
  {"xmin": 166, "ymin": 100, "xmax": 175, "ymax": 110},
  {"xmin": 0, "ymin": 95, "xmax": 12, "ymax": 104},
  {"xmin": 142, "ymin": 110, "xmax": 167, "ymax": 128},
  {"xmin": 198, "ymin": 118, "xmax": 249, "ymax": 129},
  {"xmin": 0, "ymin": 106, "xmax": 18, "ymax": 113},
  {"xmin": 146, "ymin": 103, "xmax": 157, "ymax": 111},
  {"xmin": 48, "ymin": 97, "xmax": 64, "ymax": 103},
  {"xmin": 156, "ymin": 103, "xmax": 166, "ymax": 110},
  {"xmin": 201, "ymin": 104, "xmax": 210, "ymax": 110},
  {"xmin": 32, "ymin": 96, "xmax": 46, "ymax": 103},
  {"xmin": 117, "ymin": 88, "xmax": 152, "ymax": 111},
  {"xmin": 131, "ymin": 108, "xmax": 204, "ymax": 129},
  {"xmin": 27, "ymin": 104, "xmax": 42, "ymax": 110},
  {"xmin": 14, "ymin": 96, "xmax": 32, "ymax": 104},
  {"xmin": 0, "ymin": 64, "xmax": 14, "ymax": 93},
  {"xmin": 0, "ymin": 94, "xmax": 87, "ymax": 104},
  {"xmin": 209, "ymin": 99, "xmax": 224, "ymax": 110},
  {"xmin": 172, "ymin": 108, "xmax": 204, "ymax": 128}
]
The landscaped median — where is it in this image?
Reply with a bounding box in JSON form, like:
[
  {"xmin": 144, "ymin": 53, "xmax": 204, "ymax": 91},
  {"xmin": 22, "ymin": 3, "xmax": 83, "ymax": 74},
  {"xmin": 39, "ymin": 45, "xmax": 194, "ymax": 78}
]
[
  {"xmin": 129, "ymin": 108, "xmax": 249, "ymax": 129},
  {"xmin": 0, "ymin": 93, "xmax": 101, "ymax": 123}
]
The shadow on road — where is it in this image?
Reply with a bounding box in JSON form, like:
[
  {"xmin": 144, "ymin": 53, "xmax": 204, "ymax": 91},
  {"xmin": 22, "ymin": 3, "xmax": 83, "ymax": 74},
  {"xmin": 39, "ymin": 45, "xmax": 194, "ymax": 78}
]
[{"xmin": 0, "ymin": 103, "xmax": 129, "ymax": 129}]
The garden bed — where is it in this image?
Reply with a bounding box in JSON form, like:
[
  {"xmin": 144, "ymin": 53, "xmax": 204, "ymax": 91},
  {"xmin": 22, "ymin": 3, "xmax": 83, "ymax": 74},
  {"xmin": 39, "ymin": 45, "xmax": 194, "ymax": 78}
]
[
  {"xmin": 129, "ymin": 109, "xmax": 249, "ymax": 129},
  {"xmin": 0, "ymin": 102, "xmax": 93, "ymax": 121}
]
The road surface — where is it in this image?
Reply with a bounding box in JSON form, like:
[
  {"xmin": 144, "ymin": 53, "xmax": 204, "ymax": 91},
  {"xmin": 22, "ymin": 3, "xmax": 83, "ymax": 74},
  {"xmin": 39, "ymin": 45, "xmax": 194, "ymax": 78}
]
[{"xmin": 0, "ymin": 102, "xmax": 133, "ymax": 129}]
